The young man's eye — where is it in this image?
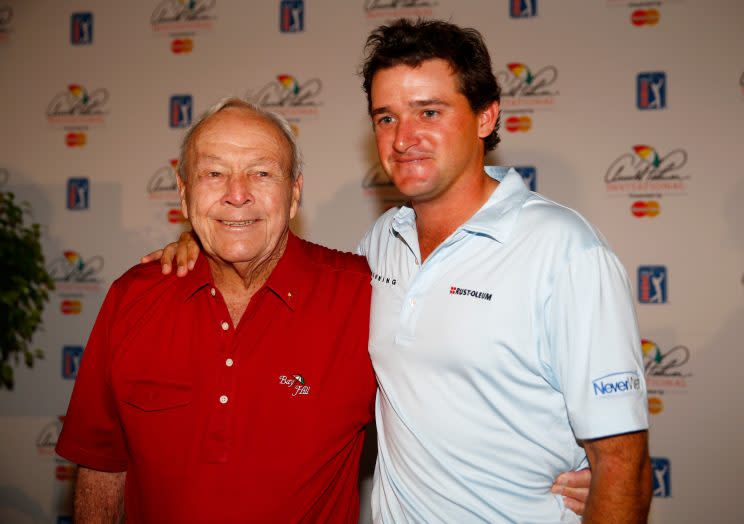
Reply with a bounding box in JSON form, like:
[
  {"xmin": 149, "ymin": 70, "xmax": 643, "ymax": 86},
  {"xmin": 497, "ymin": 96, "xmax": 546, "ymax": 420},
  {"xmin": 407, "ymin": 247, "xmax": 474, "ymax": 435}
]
[
  {"xmin": 423, "ymin": 110, "xmax": 439, "ymax": 118},
  {"xmin": 376, "ymin": 115, "xmax": 394, "ymax": 126}
]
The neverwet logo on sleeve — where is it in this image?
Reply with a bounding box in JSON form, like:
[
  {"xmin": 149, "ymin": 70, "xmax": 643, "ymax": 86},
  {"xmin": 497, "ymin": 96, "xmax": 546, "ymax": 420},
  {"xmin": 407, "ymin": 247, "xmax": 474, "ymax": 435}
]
[{"xmin": 592, "ymin": 371, "xmax": 643, "ymax": 397}]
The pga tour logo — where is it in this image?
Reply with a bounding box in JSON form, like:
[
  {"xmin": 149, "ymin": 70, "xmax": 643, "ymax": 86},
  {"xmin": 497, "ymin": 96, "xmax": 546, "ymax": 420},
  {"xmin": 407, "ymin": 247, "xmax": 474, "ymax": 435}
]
[
  {"xmin": 510, "ymin": 0, "xmax": 536, "ymax": 18},
  {"xmin": 592, "ymin": 371, "xmax": 642, "ymax": 398}
]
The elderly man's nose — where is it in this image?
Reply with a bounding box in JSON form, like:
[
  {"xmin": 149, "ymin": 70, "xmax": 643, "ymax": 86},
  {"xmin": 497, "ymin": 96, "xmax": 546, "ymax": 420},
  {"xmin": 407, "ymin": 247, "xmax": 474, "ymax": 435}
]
[{"xmin": 224, "ymin": 176, "xmax": 253, "ymax": 206}]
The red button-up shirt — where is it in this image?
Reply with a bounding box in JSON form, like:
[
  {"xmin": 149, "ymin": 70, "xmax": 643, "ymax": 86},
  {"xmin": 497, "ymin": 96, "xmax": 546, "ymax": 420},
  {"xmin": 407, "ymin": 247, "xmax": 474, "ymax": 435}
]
[{"xmin": 56, "ymin": 233, "xmax": 376, "ymax": 523}]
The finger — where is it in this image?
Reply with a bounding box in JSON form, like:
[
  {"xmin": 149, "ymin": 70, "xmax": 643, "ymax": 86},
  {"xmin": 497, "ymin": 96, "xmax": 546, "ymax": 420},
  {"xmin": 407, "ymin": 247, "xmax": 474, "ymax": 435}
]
[
  {"xmin": 565, "ymin": 468, "xmax": 592, "ymax": 488},
  {"xmin": 562, "ymin": 496, "xmax": 584, "ymax": 515},
  {"xmin": 160, "ymin": 242, "xmax": 179, "ymax": 275},
  {"xmin": 552, "ymin": 468, "xmax": 591, "ymax": 489},
  {"xmin": 175, "ymin": 240, "xmax": 191, "ymax": 276},
  {"xmin": 186, "ymin": 238, "xmax": 200, "ymax": 270},
  {"xmin": 558, "ymin": 486, "xmax": 589, "ymax": 502},
  {"xmin": 140, "ymin": 249, "xmax": 164, "ymax": 264}
]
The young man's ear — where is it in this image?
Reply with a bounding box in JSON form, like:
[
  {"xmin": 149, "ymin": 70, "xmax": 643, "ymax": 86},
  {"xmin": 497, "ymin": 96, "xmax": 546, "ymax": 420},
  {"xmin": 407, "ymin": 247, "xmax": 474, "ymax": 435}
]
[{"xmin": 477, "ymin": 101, "xmax": 500, "ymax": 139}]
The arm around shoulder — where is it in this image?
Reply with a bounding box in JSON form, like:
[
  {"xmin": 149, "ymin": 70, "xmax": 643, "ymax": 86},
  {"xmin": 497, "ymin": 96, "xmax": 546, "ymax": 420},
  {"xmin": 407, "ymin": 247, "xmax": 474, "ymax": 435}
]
[
  {"xmin": 75, "ymin": 467, "xmax": 126, "ymax": 523},
  {"xmin": 581, "ymin": 430, "xmax": 652, "ymax": 523}
]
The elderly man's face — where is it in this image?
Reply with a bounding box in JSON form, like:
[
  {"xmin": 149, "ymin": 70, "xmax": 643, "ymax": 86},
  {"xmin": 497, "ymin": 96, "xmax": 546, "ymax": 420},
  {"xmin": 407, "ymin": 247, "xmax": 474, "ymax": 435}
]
[{"xmin": 177, "ymin": 108, "xmax": 302, "ymax": 269}]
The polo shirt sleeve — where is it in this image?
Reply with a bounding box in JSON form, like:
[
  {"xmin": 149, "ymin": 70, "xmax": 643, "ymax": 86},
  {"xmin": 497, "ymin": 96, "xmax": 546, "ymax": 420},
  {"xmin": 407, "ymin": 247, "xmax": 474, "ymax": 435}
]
[
  {"xmin": 546, "ymin": 244, "xmax": 649, "ymax": 440},
  {"xmin": 56, "ymin": 280, "xmax": 128, "ymax": 472},
  {"xmin": 356, "ymin": 228, "xmax": 371, "ymax": 257}
]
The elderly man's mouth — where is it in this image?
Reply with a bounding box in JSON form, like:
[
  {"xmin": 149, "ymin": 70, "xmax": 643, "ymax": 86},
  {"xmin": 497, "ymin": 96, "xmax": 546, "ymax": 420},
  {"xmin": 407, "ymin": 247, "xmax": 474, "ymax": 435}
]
[{"xmin": 219, "ymin": 219, "xmax": 259, "ymax": 227}]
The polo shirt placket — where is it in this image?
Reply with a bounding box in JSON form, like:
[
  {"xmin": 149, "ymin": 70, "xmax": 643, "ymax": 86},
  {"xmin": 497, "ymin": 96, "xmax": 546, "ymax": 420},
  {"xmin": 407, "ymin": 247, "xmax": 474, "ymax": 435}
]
[
  {"xmin": 392, "ymin": 222, "xmax": 470, "ymax": 346},
  {"xmin": 202, "ymin": 283, "xmax": 239, "ymax": 463}
]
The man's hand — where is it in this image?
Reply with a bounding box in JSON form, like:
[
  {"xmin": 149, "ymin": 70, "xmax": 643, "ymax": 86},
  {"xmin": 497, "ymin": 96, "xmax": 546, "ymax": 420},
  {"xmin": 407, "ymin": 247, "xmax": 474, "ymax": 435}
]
[
  {"xmin": 140, "ymin": 230, "xmax": 200, "ymax": 276},
  {"xmin": 75, "ymin": 467, "xmax": 126, "ymax": 523},
  {"xmin": 551, "ymin": 468, "xmax": 591, "ymax": 515},
  {"xmin": 581, "ymin": 430, "xmax": 652, "ymax": 523}
]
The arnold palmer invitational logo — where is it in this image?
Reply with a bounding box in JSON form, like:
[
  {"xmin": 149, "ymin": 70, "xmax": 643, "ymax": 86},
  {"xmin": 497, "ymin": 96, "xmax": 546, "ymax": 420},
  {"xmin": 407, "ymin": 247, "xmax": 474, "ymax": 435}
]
[
  {"xmin": 496, "ymin": 62, "xmax": 559, "ymax": 110},
  {"xmin": 151, "ymin": 0, "xmax": 216, "ymax": 32},
  {"xmin": 48, "ymin": 250, "xmax": 104, "ymax": 292},
  {"xmin": 46, "ymin": 84, "xmax": 109, "ymax": 126},
  {"xmin": 364, "ymin": 0, "xmax": 437, "ymax": 20},
  {"xmin": 605, "ymin": 144, "xmax": 690, "ymax": 198},
  {"xmin": 148, "ymin": 159, "xmax": 179, "ymax": 200},
  {"xmin": 37, "ymin": 417, "xmax": 63, "ymax": 456},
  {"xmin": 642, "ymin": 338, "xmax": 692, "ymax": 394},
  {"xmin": 606, "ymin": 0, "xmax": 680, "ymax": 7},
  {"xmin": 248, "ymin": 74, "xmax": 322, "ymax": 120}
]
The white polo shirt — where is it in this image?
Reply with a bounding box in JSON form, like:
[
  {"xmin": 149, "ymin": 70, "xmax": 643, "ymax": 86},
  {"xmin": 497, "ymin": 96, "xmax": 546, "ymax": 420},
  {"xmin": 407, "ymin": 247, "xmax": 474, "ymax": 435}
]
[{"xmin": 358, "ymin": 167, "xmax": 648, "ymax": 524}]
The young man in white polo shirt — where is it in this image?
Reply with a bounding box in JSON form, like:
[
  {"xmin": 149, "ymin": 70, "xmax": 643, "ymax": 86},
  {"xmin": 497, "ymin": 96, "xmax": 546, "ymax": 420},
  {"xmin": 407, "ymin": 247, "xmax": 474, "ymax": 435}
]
[{"xmin": 357, "ymin": 19, "xmax": 651, "ymax": 523}]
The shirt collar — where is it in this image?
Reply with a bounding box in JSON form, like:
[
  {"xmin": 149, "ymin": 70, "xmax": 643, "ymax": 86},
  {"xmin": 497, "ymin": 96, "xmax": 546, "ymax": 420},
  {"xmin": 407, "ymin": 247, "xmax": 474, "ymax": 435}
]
[
  {"xmin": 389, "ymin": 166, "xmax": 529, "ymax": 244},
  {"xmin": 461, "ymin": 166, "xmax": 530, "ymax": 243},
  {"xmin": 262, "ymin": 230, "xmax": 306, "ymax": 311},
  {"xmin": 178, "ymin": 254, "xmax": 214, "ymax": 302},
  {"xmin": 179, "ymin": 230, "xmax": 306, "ymax": 311}
]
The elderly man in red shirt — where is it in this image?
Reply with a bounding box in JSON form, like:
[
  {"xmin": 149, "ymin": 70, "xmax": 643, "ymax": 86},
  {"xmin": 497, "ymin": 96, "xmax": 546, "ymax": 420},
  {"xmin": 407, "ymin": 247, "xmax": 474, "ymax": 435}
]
[{"xmin": 56, "ymin": 98, "xmax": 377, "ymax": 523}]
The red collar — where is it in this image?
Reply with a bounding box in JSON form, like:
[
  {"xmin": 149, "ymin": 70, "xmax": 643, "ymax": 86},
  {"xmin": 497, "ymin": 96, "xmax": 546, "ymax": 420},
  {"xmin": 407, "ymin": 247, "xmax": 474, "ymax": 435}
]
[{"xmin": 179, "ymin": 231, "xmax": 308, "ymax": 311}]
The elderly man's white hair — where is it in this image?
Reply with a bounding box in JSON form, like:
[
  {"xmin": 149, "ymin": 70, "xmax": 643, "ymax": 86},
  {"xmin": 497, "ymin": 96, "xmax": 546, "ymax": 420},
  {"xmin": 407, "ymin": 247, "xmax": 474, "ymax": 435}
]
[{"xmin": 177, "ymin": 97, "xmax": 303, "ymax": 182}]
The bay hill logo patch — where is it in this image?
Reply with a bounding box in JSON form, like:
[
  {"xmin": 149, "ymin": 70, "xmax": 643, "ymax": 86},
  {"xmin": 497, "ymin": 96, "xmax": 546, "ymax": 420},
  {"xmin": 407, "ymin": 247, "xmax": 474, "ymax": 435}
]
[
  {"xmin": 449, "ymin": 286, "xmax": 492, "ymax": 301},
  {"xmin": 278, "ymin": 374, "xmax": 311, "ymax": 397}
]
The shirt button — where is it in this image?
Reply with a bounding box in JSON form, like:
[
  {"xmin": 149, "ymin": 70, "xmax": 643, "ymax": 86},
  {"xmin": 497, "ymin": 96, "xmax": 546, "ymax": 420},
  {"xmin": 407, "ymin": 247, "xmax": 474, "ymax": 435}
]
[
  {"xmin": 225, "ymin": 358, "xmax": 234, "ymax": 367},
  {"xmin": 221, "ymin": 321, "xmax": 229, "ymax": 331},
  {"xmin": 210, "ymin": 287, "xmax": 216, "ymax": 296},
  {"xmin": 219, "ymin": 395, "xmax": 228, "ymax": 404}
]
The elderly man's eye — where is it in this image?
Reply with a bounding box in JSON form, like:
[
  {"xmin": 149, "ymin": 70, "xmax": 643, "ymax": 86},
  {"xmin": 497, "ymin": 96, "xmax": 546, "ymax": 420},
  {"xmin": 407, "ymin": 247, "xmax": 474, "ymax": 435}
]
[
  {"xmin": 256, "ymin": 171, "xmax": 269, "ymax": 177},
  {"xmin": 208, "ymin": 171, "xmax": 221, "ymax": 177}
]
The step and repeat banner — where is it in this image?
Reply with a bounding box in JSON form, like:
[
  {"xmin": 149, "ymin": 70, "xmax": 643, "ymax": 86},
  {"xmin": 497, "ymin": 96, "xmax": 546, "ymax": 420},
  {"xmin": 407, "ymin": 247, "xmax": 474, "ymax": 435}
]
[{"xmin": 1, "ymin": 1, "xmax": 742, "ymax": 523}]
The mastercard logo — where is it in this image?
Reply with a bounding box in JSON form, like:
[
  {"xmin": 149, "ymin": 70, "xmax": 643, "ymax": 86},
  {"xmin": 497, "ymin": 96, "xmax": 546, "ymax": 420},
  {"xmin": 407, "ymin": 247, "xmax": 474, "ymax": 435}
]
[
  {"xmin": 61, "ymin": 299, "xmax": 82, "ymax": 315},
  {"xmin": 65, "ymin": 132, "xmax": 87, "ymax": 147},
  {"xmin": 171, "ymin": 38, "xmax": 194, "ymax": 54},
  {"xmin": 167, "ymin": 208, "xmax": 188, "ymax": 224},
  {"xmin": 631, "ymin": 8, "xmax": 660, "ymax": 26},
  {"xmin": 648, "ymin": 396, "xmax": 664, "ymax": 415},
  {"xmin": 505, "ymin": 115, "xmax": 532, "ymax": 133},
  {"xmin": 631, "ymin": 200, "xmax": 660, "ymax": 217},
  {"xmin": 56, "ymin": 464, "xmax": 76, "ymax": 481}
]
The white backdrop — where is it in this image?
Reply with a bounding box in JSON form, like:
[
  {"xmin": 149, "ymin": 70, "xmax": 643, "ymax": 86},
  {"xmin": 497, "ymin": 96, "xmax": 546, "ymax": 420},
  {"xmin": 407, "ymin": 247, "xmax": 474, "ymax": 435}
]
[{"xmin": 1, "ymin": 1, "xmax": 743, "ymax": 522}]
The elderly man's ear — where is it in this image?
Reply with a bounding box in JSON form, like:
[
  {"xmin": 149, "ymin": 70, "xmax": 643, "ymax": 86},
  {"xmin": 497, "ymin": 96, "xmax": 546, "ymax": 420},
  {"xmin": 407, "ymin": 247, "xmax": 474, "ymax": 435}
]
[
  {"xmin": 289, "ymin": 173, "xmax": 304, "ymax": 220},
  {"xmin": 176, "ymin": 173, "xmax": 189, "ymax": 221}
]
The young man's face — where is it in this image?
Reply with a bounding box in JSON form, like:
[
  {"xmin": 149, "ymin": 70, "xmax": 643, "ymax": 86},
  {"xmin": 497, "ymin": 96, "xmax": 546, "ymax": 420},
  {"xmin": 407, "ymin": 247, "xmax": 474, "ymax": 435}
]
[
  {"xmin": 370, "ymin": 59, "xmax": 497, "ymax": 205},
  {"xmin": 177, "ymin": 108, "xmax": 302, "ymax": 270}
]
